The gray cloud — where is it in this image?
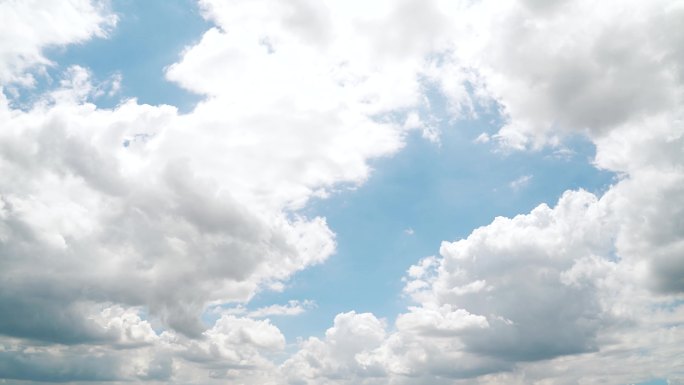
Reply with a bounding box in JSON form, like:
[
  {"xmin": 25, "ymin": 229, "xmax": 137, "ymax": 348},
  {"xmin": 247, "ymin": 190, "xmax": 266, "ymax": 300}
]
[{"xmin": 0, "ymin": 349, "xmax": 122, "ymax": 383}]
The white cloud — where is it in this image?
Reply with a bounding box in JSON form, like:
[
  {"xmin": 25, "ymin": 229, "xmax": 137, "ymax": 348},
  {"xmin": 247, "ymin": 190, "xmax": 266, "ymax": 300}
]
[
  {"xmin": 0, "ymin": 75, "xmax": 339, "ymax": 338},
  {"xmin": 508, "ymin": 174, "xmax": 533, "ymax": 191},
  {"xmin": 396, "ymin": 305, "xmax": 489, "ymax": 336},
  {"xmin": 443, "ymin": 0, "xmax": 684, "ymax": 150},
  {"xmin": 176, "ymin": 315, "xmax": 285, "ymax": 368},
  {"xmin": 281, "ymin": 311, "xmax": 388, "ymax": 384},
  {"xmin": 1, "ymin": 0, "xmax": 683, "ymax": 383},
  {"xmin": 220, "ymin": 300, "xmax": 316, "ymax": 318},
  {"xmin": 0, "ymin": 0, "xmax": 115, "ymax": 86},
  {"xmin": 249, "ymin": 300, "xmax": 316, "ymax": 318},
  {"xmin": 474, "ymin": 133, "xmax": 491, "ymax": 144},
  {"xmin": 396, "ymin": 190, "xmax": 616, "ymax": 368}
]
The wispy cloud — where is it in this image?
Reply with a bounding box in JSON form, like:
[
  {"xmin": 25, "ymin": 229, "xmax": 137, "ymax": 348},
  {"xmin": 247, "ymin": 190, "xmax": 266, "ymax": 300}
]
[
  {"xmin": 218, "ymin": 300, "xmax": 316, "ymax": 318},
  {"xmin": 509, "ymin": 174, "xmax": 533, "ymax": 191},
  {"xmin": 474, "ymin": 132, "xmax": 491, "ymax": 143}
]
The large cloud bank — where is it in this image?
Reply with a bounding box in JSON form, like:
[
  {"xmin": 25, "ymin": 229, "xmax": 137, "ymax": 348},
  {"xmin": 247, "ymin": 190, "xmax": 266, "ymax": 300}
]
[{"xmin": 0, "ymin": 0, "xmax": 683, "ymax": 384}]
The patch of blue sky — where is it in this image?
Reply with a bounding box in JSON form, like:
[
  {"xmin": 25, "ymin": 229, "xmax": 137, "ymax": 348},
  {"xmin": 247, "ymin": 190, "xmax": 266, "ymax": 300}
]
[
  {"xmin": 244, "ymin": 110, "xmax": 615, "ymax": 341},
  {"xmin": 35, "ymin": 0, "xmax": 210, "ymax": 112},
  {"xmin": 630, "ymin": 380, "xmax": 668, "ymax": 385},
  {"xmin": 654, "ymin": 298, "xmax": 684, "ymax": 313}
]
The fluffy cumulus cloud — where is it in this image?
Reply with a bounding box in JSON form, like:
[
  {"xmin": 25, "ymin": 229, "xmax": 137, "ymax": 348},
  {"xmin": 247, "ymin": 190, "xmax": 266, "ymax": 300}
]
[
  {"xmin": 0, "ymin": 0, "xmax": 116, "ymax": 86},
  {"xmin": 1, "ymin": 0, "xmax": 683, "ymax": 384},
  {"xmin": 282, "ymin": 311, "xmax": 388, "ymax": 384}
]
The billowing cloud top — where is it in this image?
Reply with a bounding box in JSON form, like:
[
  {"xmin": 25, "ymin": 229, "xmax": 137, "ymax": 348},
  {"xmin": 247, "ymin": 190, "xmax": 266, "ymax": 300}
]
[{"xmin": 0, "ymin": 0, "xmax": 683, "ymax": 384}]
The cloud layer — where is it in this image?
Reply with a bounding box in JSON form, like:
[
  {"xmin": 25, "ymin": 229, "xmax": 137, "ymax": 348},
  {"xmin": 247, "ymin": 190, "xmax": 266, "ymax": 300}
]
[{"xmin": 1, "ymin": 0, "xmax": 683, "ymax": 384}]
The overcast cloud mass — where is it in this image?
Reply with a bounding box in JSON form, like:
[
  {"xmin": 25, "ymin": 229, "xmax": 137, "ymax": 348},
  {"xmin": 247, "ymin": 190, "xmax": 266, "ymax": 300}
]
[{"xmin": 0, "ymin": 0, "xmax": 683, "ymax": 384}]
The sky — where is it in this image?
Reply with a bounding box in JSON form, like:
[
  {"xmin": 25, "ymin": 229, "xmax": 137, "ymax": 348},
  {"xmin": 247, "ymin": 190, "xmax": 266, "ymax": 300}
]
[{"xmin": 0, "ymin": 1, "xmax": 682, "ymax": 384}]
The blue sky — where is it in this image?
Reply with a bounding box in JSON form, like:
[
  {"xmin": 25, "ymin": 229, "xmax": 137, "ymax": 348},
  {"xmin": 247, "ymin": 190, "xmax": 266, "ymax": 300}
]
[
  {"xmin": 45, "ymin": 0, "xmax": 209, "ymax": 111},
  {"xmin": 0, "ymin": 1, "xmax": 682, "ymax": 384}
]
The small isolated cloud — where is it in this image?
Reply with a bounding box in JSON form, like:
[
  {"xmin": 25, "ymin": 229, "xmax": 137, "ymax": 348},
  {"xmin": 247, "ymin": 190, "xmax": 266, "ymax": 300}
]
[
  {"xmin": 248, "ymin": 300, "xmax": 316, "ymax": 318},
  {"xmin": 105, "ymin": 72, "xmax": 122, "ymax": 97},
  {"xmin": 217, "ymin": 300, "xmax": 316, "ymax": 318},
  {"xmin": 550, "ymin": 146, "xmax": 576, "ymax": 160},
  {"xmin": 404, "ymin": 228, "xmax": 415, "ymax": 235},
  {"xmin": 474, "ymin": 132, "xmax": 491, "ymax": 143},
  {"xmin": 403, "ymin": 111, "xmax": 440, "ymax": 144},
  {"xmin": 509, "ymin": 174, "xmax": 533, "ymax": 191}
]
